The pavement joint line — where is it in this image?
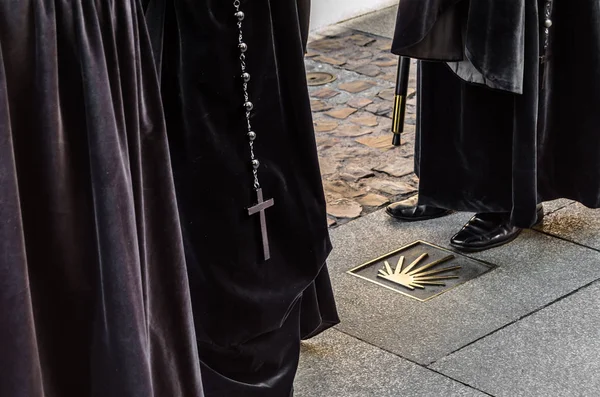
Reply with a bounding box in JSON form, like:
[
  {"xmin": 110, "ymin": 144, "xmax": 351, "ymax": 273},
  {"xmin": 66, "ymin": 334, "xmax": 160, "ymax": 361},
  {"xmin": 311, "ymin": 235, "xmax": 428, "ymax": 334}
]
[
  {"xmin": 544, "ymin": 201, "xmax": 576, "ymax": 216},
  {"xmin": 425, "ymin": 277, "xmax": 600, "ymax": 371},
  {"xmin": 531, "ymin": 226, "xmax": 600, "ymax": 255},
  {"xmin": 329, "ymin": 327, "xmax": 496, "ymax": 397},
  {"xmin": 530, "ymin": 201, "xmax": 592, "ymax": 250}
]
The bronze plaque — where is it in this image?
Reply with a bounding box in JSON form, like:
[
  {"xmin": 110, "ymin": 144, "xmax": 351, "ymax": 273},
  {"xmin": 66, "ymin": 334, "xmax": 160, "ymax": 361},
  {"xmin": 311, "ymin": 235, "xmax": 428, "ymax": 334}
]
[{"xmin": 347, "ymin": 241, "xmax": 496, "ymax": 302}]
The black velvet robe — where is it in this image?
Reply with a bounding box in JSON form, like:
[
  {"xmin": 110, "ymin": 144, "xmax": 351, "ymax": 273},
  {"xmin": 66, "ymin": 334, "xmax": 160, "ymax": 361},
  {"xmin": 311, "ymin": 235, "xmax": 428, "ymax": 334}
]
[
  {"xmin": 393, "ymin": 0, "xmax": 600, "ymax": 227},
  {"xmin": 0, "ymin": 1, "xmax": 204, "ymax": 396},
  {"xmin": 144, "ymin": 0, "xmax": 339, "ymax": 396}
]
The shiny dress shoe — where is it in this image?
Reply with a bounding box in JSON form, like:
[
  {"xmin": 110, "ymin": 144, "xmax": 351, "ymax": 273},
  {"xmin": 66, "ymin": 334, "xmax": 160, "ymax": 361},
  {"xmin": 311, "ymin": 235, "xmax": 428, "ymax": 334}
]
[
  {"xmin": 386, "ymin": 196, "xmax": 452, "ymax": 221},
  {"xmin": 450, "ymin": 205, "xmax": 544, "ymax": 252}
]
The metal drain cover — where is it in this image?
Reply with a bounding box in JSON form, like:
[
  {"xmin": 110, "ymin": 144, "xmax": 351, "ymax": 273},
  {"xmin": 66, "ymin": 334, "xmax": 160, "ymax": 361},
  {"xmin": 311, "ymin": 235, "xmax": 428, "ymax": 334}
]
[
  {"xmin": 306, "ymin": 72, "xmax": 337, "ymax": 86},
  {"xmin": 348, "ymin": 241, "xmax": 496, "ymax": 302}
]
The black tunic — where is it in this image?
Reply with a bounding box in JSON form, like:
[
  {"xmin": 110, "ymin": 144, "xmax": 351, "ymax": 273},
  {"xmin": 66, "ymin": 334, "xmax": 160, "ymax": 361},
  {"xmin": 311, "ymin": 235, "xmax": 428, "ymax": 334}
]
[
  {"xmin": 392, "ymin": 0, "xmax": 600, "ymax": 227},
  {"xmin": 144, "ymin": 0, "xmax": 339, "ymax": 395},
  {"xmin": 0, "ymin": 1, "xmax": 204, "ymax": 396}
]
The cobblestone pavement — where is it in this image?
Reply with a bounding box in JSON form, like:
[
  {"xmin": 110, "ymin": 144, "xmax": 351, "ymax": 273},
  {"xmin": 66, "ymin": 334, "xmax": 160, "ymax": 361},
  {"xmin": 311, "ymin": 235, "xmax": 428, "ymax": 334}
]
[{"xmin": 306, "ymin": 26, "xmax": 419, "ymax": 228}]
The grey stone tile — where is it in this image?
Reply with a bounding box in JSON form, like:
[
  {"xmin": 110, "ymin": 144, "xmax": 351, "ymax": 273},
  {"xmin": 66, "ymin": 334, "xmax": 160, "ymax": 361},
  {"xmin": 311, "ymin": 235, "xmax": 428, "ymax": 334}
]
[
  {"xmin": 328, "ymin": 209, "xmax": 600, "ymax": 365},
  {"xmin": 295, "ymin": 329, "xmax": 487, "ymax": 397},
  {"xmin": 339, "ymin": 6, "xmax": 398, "ymax": 39},
  {"xmin": 537, "ymin": 201, "xmax": 600, "ymax": 250},
  {"xmin": 430, "ymin": 281, "xmax": 600, "ymax": 397}
]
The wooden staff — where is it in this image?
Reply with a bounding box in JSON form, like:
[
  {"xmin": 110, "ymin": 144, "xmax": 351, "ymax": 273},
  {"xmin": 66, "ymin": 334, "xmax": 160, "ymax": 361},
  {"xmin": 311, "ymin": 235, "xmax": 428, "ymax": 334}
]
[{"xmin": 392, "ymin": 57, "xmax": 411, "ymax": 146}]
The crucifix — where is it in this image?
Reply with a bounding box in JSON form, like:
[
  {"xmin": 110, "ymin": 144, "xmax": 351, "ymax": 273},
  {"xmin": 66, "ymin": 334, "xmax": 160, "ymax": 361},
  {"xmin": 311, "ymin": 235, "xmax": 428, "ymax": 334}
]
[
  {"xmin": 235, "ymin": 4, "xmax": 275, "ymax": 261},
  {"xmin": 248, "ymin": 188, "xmax": 275, "ymax": 260}
]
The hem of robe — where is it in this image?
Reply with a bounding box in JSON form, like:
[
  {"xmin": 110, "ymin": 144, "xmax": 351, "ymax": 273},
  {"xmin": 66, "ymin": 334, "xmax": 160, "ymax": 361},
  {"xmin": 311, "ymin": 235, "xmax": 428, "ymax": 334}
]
[
  {"xmin": 300, "ymin": 265, "xmax": 340, "ymax": 340},
  {"xmin": 391, "ymin": 0, "xmax": 463, "ymax": 61},
  {"xmin": 197, "ymin": 300, "xmax": 303, "ymax": 397},
  {"xmin": 414, "ymin": 59, "xmax": 540, "ymax": 228},
  {"xmin": 392, "ymin": 0, "xmax": 527, "ymax": 94},
  {"xmin": 197, "ymin": 266, "xmax": 341, "ymax": 397},
  {"xmin": 412, "ymin": 0, "xmax": 600, "ymax": 228}
]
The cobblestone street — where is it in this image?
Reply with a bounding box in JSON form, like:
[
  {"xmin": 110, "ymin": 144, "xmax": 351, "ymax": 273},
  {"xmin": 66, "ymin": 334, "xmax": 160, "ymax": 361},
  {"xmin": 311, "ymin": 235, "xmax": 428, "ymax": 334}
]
[{"xmin": 306, "ymin": 25, "xmax": 418, "ymax": 227}]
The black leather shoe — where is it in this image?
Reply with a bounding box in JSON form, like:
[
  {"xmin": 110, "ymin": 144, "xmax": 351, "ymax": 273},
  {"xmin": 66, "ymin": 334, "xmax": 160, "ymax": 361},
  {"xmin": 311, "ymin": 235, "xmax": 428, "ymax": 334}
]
[
  {"xmin": 386, "ymin": 196, "xmax": 452, "ymax": 221},
  {"xmin": 450, "ymin": 205, "xmax": 544, "ymax": 252}
]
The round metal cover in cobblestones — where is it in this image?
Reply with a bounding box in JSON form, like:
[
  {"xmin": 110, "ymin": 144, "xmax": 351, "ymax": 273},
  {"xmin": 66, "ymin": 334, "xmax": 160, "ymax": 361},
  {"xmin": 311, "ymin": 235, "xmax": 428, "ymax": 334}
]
[{"xmin": 306, "ymin": 72, "xmax": 337, "ymax": 86}]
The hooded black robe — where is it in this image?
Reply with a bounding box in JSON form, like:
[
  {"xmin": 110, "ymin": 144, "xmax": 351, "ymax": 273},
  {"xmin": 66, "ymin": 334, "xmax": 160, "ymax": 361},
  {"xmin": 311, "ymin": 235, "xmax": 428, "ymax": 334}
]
[
  {"xmin": 0, "ymin": 1, "xmax": 204, "ymax": 396},
  {"xmin": 392, "ymin": 0, "xmax": 600, "ymax": 227},
  {"xmin": 143, "ymin": 0, "xmax": 339, "ymax": 395}
]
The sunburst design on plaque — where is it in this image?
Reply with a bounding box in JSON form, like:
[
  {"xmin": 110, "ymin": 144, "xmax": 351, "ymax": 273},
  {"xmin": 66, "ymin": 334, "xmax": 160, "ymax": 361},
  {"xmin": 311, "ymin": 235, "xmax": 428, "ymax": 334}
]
[{"xmin": 377, "ymin": 253, "xmax": 460, "ymax": 290}]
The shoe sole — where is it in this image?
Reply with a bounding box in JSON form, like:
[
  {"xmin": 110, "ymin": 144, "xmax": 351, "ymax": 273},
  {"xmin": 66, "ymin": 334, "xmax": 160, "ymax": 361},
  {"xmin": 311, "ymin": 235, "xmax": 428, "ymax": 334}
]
[
  {"xmin": 385, "ymin": 208, "xmax": 453, "ymax": 222},
  {"xmin": 450, "ymin": 228, "xmax": 523, "ymax": 253},
  {"xmin": 451, "ymin": 206, "xmax": 545, "ymax": 253}
]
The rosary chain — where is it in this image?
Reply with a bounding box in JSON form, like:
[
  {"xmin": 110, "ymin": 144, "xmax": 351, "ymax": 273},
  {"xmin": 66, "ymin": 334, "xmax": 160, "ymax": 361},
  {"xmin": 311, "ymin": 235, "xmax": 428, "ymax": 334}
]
[
  {"xmin": 234, "ymin": 0, "xmax": 261, "ymax": 190},
  {"xmin": 543, "ymin": 0, "xmax": 554, "ymax": 52}
]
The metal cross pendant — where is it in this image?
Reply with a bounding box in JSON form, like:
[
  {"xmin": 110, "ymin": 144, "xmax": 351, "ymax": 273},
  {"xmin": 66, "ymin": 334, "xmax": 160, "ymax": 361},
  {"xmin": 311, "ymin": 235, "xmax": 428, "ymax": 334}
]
[{"xmin": 247, "ymin": 188, "xmax": 275, "ymax": 261}]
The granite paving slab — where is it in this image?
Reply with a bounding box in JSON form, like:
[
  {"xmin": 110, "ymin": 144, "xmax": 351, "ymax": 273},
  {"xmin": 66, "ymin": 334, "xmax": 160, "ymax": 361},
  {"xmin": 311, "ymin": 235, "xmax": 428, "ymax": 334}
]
[
  {"xmin": 430, "ymin": 281, "xmax": 600, "ymax": 397},
  {"xmin": 328, "ymin": 209, "xmax": 600, "ymax": 365},
  {"xmin": 295, "ymin": 329, "xmax": 488, "ymax": 397},
  {"xmin": 537, "ymin": 201, "xmax": 600, "ymax": 250}
]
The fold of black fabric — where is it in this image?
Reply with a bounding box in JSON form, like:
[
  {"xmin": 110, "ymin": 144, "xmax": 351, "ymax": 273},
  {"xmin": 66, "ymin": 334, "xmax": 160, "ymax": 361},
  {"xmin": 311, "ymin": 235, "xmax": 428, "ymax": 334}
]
[
  {"xmin": 0, "ymin": 1, "xmax": 204, "ymax": 396},
  {"xmin": 300, "ymin": 266, "xmax": 340, "ymax": 340},
  {"xmin": 397, "ymin": 0, "xmax": 600, "ymax": 227},
  {"xmin": 144, "ymin": 0, "xmax": 339, "ymax": 395},
  {"xmin": 393, "ymin": 0, "xmax": 526, "ymax": 94}
]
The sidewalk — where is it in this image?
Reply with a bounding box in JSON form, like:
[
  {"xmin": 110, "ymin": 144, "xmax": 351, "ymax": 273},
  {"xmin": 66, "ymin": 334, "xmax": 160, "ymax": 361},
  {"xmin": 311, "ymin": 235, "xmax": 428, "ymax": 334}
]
[{"xmin": 295, "ymin": 6, "xmax": 600, "ymax": 397}]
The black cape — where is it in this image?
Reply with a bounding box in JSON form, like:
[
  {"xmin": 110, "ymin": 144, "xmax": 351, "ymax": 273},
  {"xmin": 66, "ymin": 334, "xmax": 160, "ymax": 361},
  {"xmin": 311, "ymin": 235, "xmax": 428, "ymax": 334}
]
[
  {"xmin": 144, "ymin": 0, "xmax": 339, "ymax": 395},
  {"xmin": 0, "ymin": 1, "xmax": 203, "ymax": 396},
  {"xmin": 392, "ymin": 0, "xmax": 600, "ymax": 227}
]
